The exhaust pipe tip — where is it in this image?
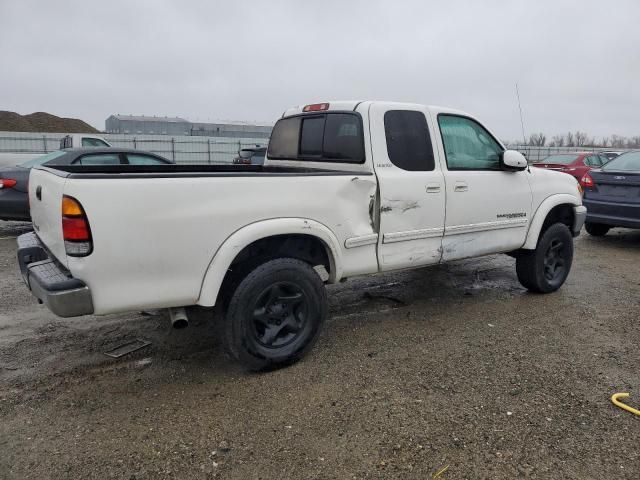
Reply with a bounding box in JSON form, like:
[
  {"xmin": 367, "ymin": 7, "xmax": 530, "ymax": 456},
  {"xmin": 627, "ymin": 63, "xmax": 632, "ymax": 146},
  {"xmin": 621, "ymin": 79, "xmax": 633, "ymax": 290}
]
[{"xmin": 168, "ymin": 307, "xmax": 189, "ymax": 329}]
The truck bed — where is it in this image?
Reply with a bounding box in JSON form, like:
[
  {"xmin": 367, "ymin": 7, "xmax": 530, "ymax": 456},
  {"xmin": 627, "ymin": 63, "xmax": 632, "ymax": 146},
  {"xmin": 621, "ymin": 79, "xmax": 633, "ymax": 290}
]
[{"xmin": 28, "ymin": 163, "xmax": 379, "ymax": 314}]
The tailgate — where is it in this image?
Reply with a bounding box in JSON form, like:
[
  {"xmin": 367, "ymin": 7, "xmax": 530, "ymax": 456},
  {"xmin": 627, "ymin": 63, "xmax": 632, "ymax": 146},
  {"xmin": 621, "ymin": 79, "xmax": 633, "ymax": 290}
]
[{"xmin": 28, "ymin": 167, "xmax": 68, "ymax": 266}]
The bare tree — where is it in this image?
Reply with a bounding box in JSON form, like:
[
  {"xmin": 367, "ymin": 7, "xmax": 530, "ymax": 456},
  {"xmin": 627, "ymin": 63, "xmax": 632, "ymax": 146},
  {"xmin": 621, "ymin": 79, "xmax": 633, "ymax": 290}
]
[
  {"xmin": 628, "ymin": 136, "xmax": 640, "ymax": 148},
  {"xmin": 549, "ymin": 135, "xmax": 565, "ymax": 147},
  {"xmin": 528, "ymin": 132, "xmax": 547, "ymax": 146},
  {"xmin": 574, "ymin": 131, "xmax": 590, "ymax": 147},
  {"xmin": 566, "ymin": 132, "xmax": 575, "ymax": 147},
  {"xmin": 600, "ymin": 137, "xmax": 610, "ymax": 147},
  {"xmin": 611, "ymin": 135, "xmax": 626, "ymax": 148}
]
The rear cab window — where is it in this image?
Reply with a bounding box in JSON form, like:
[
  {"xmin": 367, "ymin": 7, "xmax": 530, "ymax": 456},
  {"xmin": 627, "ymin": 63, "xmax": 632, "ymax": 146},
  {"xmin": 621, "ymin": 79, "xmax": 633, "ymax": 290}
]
[{"xmin": 268, "ymin": 112, "xmax": 365, "ymax": 163}]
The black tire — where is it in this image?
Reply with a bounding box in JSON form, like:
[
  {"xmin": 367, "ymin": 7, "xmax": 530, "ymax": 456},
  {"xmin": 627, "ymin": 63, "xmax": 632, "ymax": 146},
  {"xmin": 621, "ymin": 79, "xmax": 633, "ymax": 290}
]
[
  {"xmin": 516, "ymin": 223, "xmax": 574, "ymax": 293},
  {"xmin": 585, "ymin": 222, "xmax": 610, "ymax": 237},
  {"xmin": 224, "ymin": 258, "xmax": 327, "ymax": 371}
]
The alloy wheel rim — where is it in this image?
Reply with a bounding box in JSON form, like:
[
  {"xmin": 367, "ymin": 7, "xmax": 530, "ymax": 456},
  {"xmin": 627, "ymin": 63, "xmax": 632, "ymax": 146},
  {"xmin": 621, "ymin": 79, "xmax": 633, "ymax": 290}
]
[
  {"xmin": 543, "ymin": 239, "xmax": 566, "ymax": 282},
  {"xmin": 251, "ymin": 282, "xmax": 308, "ymax": 348}
]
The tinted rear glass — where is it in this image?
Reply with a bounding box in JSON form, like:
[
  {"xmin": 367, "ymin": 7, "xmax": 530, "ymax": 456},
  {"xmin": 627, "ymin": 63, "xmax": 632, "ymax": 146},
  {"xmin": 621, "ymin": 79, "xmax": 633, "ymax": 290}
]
[
  {"xmin": 384, "ymin": 111, "xmax": 434, "ymax": 171},
  {"xmin": 19, "ymin": 150, "xmax": 67, "ymax": 168},
  {"xmin": 268, "ymin": 112, "xmax": 364, "ymax": 163},
  {"xmin": 602, "ymin": 151, "xmax": 640, "ymax": 171},
  {"xmin": 537, "ymin": 154, "xmax": 580, "ymax": 165},
  {"xmin": 300, "ymin": 116, "xmax": 325, "ymax": 156}
]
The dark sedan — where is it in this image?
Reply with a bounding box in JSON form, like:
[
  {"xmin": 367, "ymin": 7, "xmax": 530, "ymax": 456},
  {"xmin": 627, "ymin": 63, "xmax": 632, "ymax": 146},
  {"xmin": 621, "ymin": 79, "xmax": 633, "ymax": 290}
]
[
  {"xmin": 581, "ymin": 151, "xmax": 640, "ymax": 236},
  {"xmin": 0, "ymin": 148, "xmax": 172, "ymax": 221}
]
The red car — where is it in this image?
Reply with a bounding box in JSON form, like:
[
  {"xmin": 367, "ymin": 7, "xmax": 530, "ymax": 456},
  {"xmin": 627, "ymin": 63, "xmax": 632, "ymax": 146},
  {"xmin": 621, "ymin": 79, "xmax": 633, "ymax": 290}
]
[{"xmin": 533, "ymin": 152, "xmax": 609, "ymax": 182}]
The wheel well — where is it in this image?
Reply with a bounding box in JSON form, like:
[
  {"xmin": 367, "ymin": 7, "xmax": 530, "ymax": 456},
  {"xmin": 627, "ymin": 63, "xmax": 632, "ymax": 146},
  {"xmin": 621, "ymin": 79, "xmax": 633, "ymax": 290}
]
[
  {"xmin": 215, "ymin": 234, "xmax": 332, "ymax": 309},
  {"xmin": 230, "ymin": 234, "xmax": 331, "ymax": 270},
  {"xmin": 541, "ymin": 204, "xmax": 574, "ymax": 235}
]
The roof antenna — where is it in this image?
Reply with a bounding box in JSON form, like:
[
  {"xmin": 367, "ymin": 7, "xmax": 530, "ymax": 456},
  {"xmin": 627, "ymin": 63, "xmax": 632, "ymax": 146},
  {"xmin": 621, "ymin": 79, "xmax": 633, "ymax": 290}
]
[
  {"xmin": 515, "ymin": 83, "xmax": 530, "ymax": 172},
  {"xmin": 515, "ymin": 83, "xmax": 526, "ymax": 145}
]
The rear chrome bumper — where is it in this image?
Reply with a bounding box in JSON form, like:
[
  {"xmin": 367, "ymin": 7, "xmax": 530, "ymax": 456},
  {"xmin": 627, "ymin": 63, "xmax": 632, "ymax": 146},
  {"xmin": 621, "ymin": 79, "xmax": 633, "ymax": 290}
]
[
  {"xmin": 17, "ymin": 232, "xmax": 93, "ymax": 317},
  {"xmin": 573, "ymin": 205, "xmax": 587, "ymax": 236}
]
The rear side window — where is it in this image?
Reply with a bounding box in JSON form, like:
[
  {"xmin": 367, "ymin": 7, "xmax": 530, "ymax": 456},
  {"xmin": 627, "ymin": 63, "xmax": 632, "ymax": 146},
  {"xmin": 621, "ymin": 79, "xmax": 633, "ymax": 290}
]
[
  {"xmin": 126, "ymin": 154, "xmax": 169, "ymax": 165},
  {"xmin": 74, "ymin": 153, "xmax": 121, "ymax": 165},
  {"xmin": 268, "ymin": 112, "xmax": 364, "ymax": 163},
  {"xmin": 82, "ymin": 138, "xmax": 110, "ymax": 147},
  {"xmin": 384, "ymin": 110, "xmax": 434, "ymax": 171},
  {"xmin": 585, "ymin": 155, "xmax": 601, "ymax": 167}
]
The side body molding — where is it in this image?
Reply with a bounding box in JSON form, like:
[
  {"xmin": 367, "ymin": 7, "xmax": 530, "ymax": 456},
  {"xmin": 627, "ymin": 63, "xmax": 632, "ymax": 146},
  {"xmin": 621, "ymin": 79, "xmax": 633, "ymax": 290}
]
[
  {"xmin": 521, "ymin": 194, "xmax": 581, "ymax": 250},
  {"xmin": 197, "ymin": 218, "xmax": 343, "ymax": 307}
]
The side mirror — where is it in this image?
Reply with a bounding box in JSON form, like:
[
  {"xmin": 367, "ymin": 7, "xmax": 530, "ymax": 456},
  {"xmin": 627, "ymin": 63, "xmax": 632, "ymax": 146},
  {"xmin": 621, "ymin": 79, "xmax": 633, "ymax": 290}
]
[{"xmin": 501, "ymin": 150, "xmax": 528, "ymax": 171}]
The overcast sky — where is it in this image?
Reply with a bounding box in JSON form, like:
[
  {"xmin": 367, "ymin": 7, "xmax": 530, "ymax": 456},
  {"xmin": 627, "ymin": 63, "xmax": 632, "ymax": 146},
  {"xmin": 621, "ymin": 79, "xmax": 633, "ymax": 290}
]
[{"xmin": 1, "ymin": 0, "xmax": 638, "ymax": 141}]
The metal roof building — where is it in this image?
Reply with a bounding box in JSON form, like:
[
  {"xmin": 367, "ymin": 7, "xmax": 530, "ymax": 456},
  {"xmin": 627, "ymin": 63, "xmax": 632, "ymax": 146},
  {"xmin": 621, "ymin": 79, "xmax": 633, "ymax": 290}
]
[{"xmin": 105, "ymin": 115, "xmax": 272, "ymax": 138}]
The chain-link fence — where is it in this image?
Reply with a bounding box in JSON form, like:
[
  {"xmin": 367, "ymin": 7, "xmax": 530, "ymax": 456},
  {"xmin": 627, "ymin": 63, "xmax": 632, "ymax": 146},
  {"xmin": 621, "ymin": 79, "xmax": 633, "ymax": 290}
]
[
  {"xmin": 1, "ymin": 131, "xmax": 633, "ymax": 165},
  {"xmin": 0, "ymin": 131, "xmax": 267, "ymax": 164}
]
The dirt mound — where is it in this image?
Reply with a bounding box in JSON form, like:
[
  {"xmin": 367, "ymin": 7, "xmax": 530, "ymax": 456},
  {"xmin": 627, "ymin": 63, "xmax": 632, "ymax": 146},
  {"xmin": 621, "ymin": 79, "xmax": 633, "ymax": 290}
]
[{"xmin": 0, "ymin": 110, "xmax": 99, "ymax": 133}]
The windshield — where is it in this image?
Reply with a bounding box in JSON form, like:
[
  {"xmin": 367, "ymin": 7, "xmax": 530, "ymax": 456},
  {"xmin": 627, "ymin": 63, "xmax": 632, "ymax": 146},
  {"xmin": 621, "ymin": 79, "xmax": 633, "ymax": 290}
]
[
  {"xmin": 19, "ymin": 150, "xmax": 67, "ymax": 168},
  {"xmin": 537, "ymin": 154, "xmax": 580, "ymax": 165},
  {"xmin": 602, "ymin": 151, "xmax": 640, "ymax": 172}
]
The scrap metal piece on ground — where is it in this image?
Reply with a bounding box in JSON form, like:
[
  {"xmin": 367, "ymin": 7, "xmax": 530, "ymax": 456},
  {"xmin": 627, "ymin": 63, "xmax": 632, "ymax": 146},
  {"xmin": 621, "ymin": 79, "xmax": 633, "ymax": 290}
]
[
  {"xmin": 104, "ymin": 338, "xmax": 151, "ymax": 358},
  {"xmin": 611, "ymin": 392, "xmax": 640, "ymax": 417},
  {"xmin": 433, "ymin": 465, "xmax": 449, "ymax": 478}
]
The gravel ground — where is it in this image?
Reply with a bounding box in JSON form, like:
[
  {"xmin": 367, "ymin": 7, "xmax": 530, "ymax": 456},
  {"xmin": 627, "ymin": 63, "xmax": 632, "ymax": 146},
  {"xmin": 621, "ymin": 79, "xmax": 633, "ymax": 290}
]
[{"xmin": 0, "ymin": 220, "xmax": 639, "ymax": 479}]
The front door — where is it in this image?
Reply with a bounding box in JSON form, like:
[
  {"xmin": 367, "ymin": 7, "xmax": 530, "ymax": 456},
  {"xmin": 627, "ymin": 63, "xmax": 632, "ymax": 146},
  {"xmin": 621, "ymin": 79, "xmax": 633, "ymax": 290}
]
[
  {"xmin": 433, "ymin": 114, "xmax": 532, "ymax": 261},
  {"xmin": 370, "ymin": 104, "xmax": 446, "ymax": 271}
]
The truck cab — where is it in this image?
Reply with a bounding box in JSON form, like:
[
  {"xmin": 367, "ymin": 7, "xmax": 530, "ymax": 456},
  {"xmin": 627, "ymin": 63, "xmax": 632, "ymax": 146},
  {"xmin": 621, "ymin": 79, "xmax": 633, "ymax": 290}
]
[{"xmin": 59, "ymin": 134, "xmax": 111, "ymax": 149}]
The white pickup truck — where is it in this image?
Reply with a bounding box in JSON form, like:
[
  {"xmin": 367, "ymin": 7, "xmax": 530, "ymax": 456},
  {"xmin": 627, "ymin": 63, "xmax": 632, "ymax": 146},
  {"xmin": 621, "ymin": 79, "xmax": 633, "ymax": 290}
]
[
  {"xmin": 0, "ymin": 134, "xmax": 111, "ymax": 168},
  {"xmin": 18, "ymin": 101, "xmax": 586, "ymax": 370}
]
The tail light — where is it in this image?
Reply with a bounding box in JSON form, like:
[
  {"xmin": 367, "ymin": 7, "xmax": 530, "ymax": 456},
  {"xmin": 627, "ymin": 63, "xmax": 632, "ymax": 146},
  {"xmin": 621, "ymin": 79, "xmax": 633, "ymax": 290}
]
[
  {"xmin": 62, "ymin": 195, "xmax": 93, "ymax": 257},
  {"xmin": 580, "ymin": 172, "xmax": 595, "ymax": 189},
  {"xmin": 0, "ymin": 178, "xmax": 17, "ymax": 189}
]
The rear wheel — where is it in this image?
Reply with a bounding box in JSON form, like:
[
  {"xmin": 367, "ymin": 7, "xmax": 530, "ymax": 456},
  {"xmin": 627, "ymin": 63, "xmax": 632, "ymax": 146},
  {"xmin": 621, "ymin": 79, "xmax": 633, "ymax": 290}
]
[
  {"xmin": 516, "ymin": 223, "xmax": 573, "ymax": 293},
  {"xmin": 585, "ymin": 222, "xmax": 610, "ymax": 237},
  {"xmin": 224, "ymin": 258, "xmax": 327, "ymax": 371}
]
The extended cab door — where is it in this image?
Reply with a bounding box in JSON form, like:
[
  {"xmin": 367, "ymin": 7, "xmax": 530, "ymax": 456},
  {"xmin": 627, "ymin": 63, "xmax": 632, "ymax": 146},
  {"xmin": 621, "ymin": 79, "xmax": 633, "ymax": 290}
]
[
  {"xmin": 370, "ymin": 104, "xmax": 445, "ymax": 270},
  {"xmin": 432, "ymin": 113, "xmax": 532, "ymax": 261}
]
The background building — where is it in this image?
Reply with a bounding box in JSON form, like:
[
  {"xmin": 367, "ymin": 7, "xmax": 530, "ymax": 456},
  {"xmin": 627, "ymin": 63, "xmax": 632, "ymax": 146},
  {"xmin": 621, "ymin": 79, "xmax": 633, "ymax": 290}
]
[{"xmin": 105, "ymin": 114, "xmax": 272, "ymax": 139}]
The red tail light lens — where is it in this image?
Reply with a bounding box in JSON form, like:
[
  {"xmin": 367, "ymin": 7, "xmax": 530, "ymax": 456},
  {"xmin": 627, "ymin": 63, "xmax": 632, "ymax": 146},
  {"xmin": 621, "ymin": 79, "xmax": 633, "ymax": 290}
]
[
  {"xmin": 62, "ymin": 217, "xmax": 90, "ymax": 240},
  {"xmin": 0, "ymin": 179, "xmax": 17, "ymax": 189},
  {"xmin": 62, "ymin": 195, "xmax": 93, "ymax": 256},
  {"xmin": 303, "ymin": 103, "xmax": 330, "ymax": 112},
  {"xmin": 580, "ymin": 172, "xmax": 595, "ymax": 189}
]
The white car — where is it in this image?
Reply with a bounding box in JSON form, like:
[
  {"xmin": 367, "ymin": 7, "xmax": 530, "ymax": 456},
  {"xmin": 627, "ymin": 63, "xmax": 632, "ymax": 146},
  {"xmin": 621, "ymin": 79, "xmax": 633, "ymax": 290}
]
[{"xmin": 18, "ymin": 101, "xmax": 585, "ymax": 370}]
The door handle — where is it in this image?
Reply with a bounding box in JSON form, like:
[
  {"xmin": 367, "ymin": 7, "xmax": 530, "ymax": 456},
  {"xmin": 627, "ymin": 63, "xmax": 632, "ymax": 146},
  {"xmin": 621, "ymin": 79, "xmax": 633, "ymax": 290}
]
[
  {"xmin": 454, "ymin": 182, "xmax": 468, "ymax": 192},
  {"xmin": 426, "ymin": 183, "xmax": 441, "ymax": 193}
]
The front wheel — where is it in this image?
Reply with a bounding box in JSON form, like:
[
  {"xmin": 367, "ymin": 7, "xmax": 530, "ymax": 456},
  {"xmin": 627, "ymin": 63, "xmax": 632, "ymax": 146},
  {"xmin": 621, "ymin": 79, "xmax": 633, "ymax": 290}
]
[
  {"xmin": 224, "ymin": 258, "xmax": 328, "ymax": 371},
  {"xmin": 585, "ymin": 222, "xmax": 610, "ymax": 237},
  {"xmin": 516, "ymin": 223, "xmax": 574, "ymax": 293}
]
